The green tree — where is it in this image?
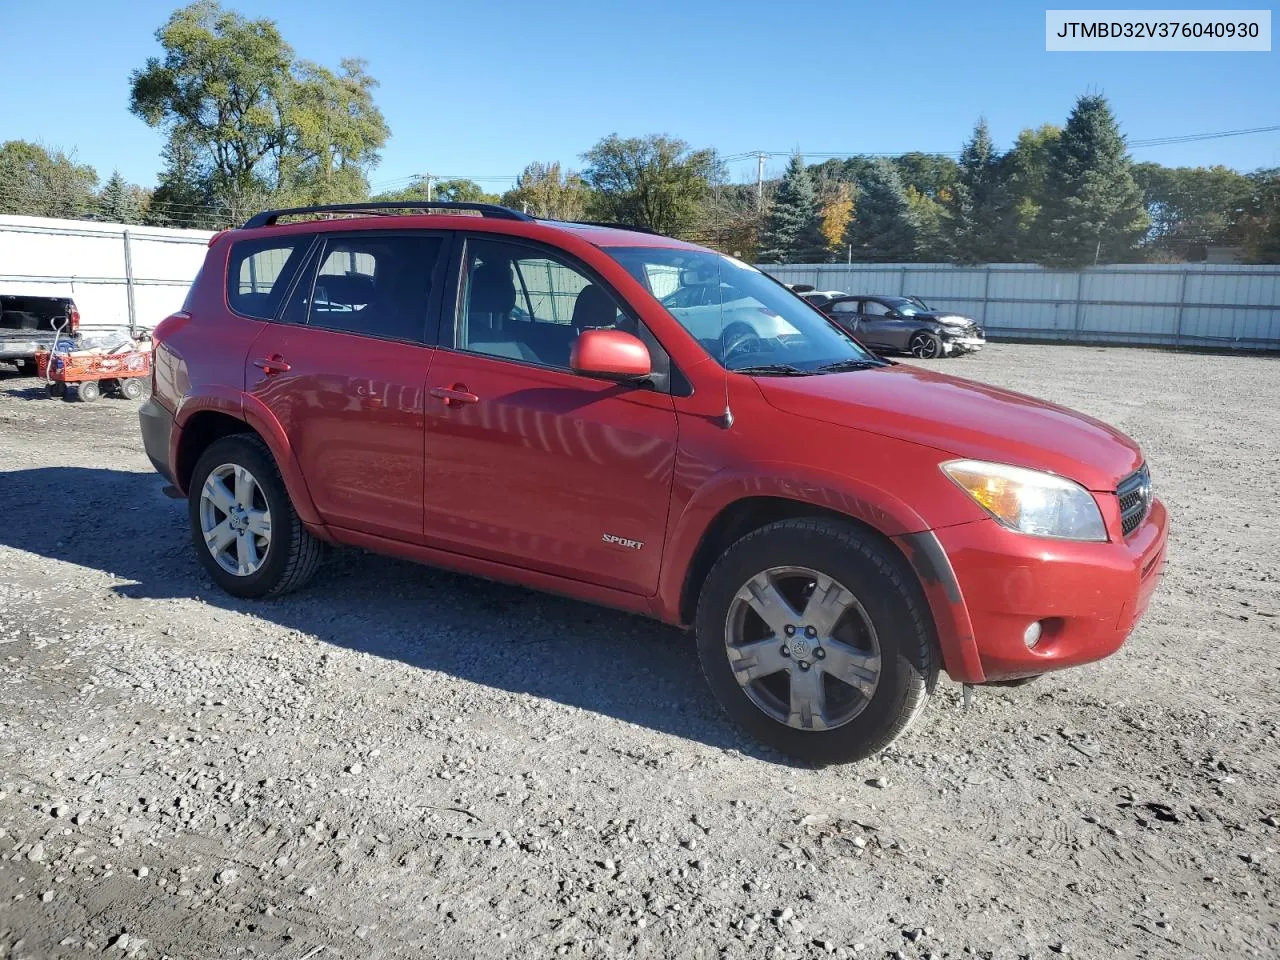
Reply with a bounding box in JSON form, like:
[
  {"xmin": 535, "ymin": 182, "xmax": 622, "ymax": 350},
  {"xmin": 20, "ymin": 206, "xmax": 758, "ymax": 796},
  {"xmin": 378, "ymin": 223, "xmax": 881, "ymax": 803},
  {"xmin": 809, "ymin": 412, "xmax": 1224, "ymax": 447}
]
[
  {"xmin": 129, "ymin": 1, "xmax": 388, "ymax": 222},
  {"xmin": 373, "ymin": 178, "xmax": 500, "ymax": 206},
  {"xmin": 758, "ymin": 155, "xmax": 827, "ymax": 263},
  {"xmin": 1034, "ymin": 95, "xmax": 1149, "ymax": 265},
  {"xmin": 843, "ymin": 158, "xmax": 920, "ymax": 261},
  {"xmin": 501, "ymin": 162, "xmax": 590, "ymax": 219},
  {"xmin": 0, "ymin": 140, "xmax": 98, "ymax": 218},
  {"xmin": 98, "ymin": 170, "xmax": 143, "ymax": 224},
  {"xmin": 1241, "ymin": 168, "xmax": 1280, "ymax": 263},
  {"xmin": 947, "ymin": 118, "xmax": 1008, "ymax": 262},
  {"xmin": 1000, "ymin": 125, "xmax": 1061, "ymax": 260},
  {"xmin": 906, "ymin": 186, "xmax": 948, "ymax": 261},
  {"xmin": 1132, "ymin": 162, "xmax": 1253, "ymax": 260},
  {"xmin": 891, "ymin": 152, "xmax": 959, "ymax": 204},
  {"xmin": 581, "ymin": 134, "xmax": 718, "ymax": 235}
]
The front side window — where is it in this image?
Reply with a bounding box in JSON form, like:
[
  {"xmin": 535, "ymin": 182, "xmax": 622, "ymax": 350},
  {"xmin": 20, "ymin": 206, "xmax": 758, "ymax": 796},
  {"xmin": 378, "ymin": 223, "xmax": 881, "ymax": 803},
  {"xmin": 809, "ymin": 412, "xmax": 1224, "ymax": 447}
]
[
  {"xmin": 458, "ymin": 238, "xmax": 628, "ymax": 369},
  {"xmin": 605, "ymin": 247, "xmax": 879, "ymax": 373},
  {"xmin": 302, "ymin": 235, "xmax": 441, "ymax": 342},
  {"xmin": 861, "ymin": 300, "xmax": 892, "ymax": 317}
]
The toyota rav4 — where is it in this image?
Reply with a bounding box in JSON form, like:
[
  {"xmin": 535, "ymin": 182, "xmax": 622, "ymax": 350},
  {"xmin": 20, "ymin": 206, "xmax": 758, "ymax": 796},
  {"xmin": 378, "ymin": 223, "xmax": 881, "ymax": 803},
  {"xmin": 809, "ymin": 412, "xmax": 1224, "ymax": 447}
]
[{"xmin": 139, "ymin": 202, "xmax": 1168, "ymax": 764}]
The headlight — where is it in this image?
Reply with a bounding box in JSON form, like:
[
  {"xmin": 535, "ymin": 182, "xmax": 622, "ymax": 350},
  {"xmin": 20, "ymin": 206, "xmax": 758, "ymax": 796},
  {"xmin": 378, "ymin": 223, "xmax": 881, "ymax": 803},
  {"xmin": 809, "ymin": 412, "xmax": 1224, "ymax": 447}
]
[{"xmin": 941, "ymin": 460, "xmax": 1107, "ymax": 541}]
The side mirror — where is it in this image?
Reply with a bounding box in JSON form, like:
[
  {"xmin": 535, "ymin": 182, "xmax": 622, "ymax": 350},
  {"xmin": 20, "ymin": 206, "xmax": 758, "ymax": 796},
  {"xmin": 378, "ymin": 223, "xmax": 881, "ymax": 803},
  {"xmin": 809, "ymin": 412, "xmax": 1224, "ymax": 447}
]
[{"xmin": 570, "ymin": 329, "xmax": 651, "ymax": 381}]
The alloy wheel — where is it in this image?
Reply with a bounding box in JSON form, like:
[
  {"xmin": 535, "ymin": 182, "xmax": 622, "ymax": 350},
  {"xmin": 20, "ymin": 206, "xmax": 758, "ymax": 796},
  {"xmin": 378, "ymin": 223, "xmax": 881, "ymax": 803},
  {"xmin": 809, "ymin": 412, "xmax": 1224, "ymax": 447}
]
[
  {"xmin": 909, "ymin": 333, "xmax": 939, "ymax": 359},
  {"xmin": 724, "ymin": 566, "xmax": 882, "ymax": 731},
  {"xmin": 198, "ymin": 463, "xmax": 273, "ymax": 577}
]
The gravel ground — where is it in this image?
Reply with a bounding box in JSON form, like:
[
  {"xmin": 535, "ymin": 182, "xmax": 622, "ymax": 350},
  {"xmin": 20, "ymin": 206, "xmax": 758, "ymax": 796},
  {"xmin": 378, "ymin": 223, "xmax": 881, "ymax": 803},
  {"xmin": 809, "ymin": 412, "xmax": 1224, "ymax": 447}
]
[{"xmin": 0, "ymin": 344, "xmax": 1277, "ymax": 960}]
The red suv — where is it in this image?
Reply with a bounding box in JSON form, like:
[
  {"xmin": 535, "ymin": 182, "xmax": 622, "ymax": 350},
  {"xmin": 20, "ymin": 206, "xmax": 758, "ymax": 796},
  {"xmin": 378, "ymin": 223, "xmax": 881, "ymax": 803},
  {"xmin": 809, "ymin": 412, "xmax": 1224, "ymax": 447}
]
[{"xmin": 139, "ymin": 202, "xmax": 1167, "ymax": 763}]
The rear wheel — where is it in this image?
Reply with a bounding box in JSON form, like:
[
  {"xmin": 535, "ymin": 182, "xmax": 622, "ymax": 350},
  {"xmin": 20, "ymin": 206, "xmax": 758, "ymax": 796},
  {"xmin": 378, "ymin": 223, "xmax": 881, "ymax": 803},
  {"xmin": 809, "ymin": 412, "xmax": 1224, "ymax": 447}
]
[
  {"xmin": 119, "ymin": 377, "xmax": 145, "ymax": 400},
  {"xmin": 908, "ymin": 331, "xmax": 942, "ymax": 359},
  {"xmin": 695, "ymin": 518, "xmax": 937, "ymax": 764},
  {"xmin": 189, "ymin": 435, "xmax": 324, "ymax": 599},
  {"xmin": 13, "ymin": 358, "xmax": 34, "ymax": 375},
  {"xmin": 46, "ymin": 382, "xmax": 66, "ymax": 399}
]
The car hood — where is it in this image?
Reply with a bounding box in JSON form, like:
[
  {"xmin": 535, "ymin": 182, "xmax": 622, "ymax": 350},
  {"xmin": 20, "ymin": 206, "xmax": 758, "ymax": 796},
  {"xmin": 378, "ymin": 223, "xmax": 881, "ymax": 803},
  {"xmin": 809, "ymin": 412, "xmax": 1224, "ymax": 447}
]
[
  {"xmin": 916, "ymin": 312, "xmax": 973, "ymax": 326},
  {"xmin": 755, "ymin": 363, "xmax": 1142, "ymax": 490}
]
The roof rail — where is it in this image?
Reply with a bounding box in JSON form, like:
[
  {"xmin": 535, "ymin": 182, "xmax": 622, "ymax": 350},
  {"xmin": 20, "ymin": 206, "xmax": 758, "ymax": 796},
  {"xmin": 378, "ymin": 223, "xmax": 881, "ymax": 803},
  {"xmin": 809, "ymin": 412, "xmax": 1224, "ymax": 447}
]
[
  {"xmin": 241, "ymin": 201, "xmax": 535, "ymax": 229},
  {"xmin": 554, "ymin": 219, "xmax": 661, "ymax": 236}
]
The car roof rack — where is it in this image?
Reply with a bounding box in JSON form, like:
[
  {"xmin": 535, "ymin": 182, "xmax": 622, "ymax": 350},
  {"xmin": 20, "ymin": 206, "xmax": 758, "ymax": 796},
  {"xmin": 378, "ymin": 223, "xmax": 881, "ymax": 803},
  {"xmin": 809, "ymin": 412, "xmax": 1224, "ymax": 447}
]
[{"xmin": 241, "ymin": 201, "xmax": 535, "ymax": 229}]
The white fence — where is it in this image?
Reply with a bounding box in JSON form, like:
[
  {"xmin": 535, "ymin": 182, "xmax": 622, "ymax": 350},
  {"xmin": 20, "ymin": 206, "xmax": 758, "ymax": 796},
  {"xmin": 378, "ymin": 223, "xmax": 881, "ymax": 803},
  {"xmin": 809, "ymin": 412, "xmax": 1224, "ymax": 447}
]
[
  {"xmin": 4, "ymin": 216, "xmax": 1278, "ymax": 350},
  {"xmin": 0, "ymin": 215, "xmax": 215, "ymax": 332},
  {"xmin": 762, "ymin": 262, "xmax": 1280, "ymax": 351}
]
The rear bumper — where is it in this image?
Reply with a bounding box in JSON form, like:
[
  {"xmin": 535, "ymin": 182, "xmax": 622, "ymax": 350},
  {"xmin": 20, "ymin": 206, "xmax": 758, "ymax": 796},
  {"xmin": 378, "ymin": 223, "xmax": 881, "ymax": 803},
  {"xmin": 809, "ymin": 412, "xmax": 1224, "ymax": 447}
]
[
  {"xmin": 938, "ymin": 500, "xmax": 1167, "ymax": 681},
  {"xmin": 138, "ymin": 398, "xmax": 175, "ymax": 485},
  {"xmin": 0, "ymin": 338, "xmax": 48, "ymax": 360}
]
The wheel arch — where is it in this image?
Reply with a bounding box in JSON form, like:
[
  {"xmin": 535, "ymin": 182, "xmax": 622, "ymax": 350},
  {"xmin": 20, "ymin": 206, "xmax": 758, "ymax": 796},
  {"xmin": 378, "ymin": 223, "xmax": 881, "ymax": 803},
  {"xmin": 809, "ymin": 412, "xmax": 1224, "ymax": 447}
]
[
  {"xmin": 660, "ymin": 474, "xmax": 984, "ymax": 684},
  {"xmin": 172, "ymin": 392, "xmax": 323, "ymax": 527}
]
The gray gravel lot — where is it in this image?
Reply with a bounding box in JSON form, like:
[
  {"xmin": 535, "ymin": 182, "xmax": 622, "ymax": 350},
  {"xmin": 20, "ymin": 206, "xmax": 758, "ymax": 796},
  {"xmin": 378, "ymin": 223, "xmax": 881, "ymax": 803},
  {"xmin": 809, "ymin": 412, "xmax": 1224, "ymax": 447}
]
[{"xmin": 0, "ymin": 344, "xmax": 1277, "ymax": 960}]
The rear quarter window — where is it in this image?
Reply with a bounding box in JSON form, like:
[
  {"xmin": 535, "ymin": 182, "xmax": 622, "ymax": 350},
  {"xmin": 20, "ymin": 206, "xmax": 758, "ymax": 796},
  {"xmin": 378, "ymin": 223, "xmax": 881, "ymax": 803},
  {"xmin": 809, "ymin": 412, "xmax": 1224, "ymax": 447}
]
[{"xmin": 226, "ymin": 238, "xmax": 307, "ymax": 320}]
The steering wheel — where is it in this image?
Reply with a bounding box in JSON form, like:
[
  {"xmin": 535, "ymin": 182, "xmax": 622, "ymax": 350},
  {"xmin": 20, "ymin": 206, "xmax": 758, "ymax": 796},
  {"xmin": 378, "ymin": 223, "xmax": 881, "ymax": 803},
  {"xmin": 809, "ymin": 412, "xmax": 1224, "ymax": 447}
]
[{"xmin": 721, "ymin": 321, "xmax": 763, "ymax": 363}]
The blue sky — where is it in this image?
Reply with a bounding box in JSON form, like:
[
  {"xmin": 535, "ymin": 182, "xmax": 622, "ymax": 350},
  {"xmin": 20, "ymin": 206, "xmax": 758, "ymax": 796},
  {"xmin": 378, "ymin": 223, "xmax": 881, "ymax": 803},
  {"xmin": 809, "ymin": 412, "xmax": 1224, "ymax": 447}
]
[{"xmin": 2, "ymin": 0, "xmax": 1277, "ymax": 191}]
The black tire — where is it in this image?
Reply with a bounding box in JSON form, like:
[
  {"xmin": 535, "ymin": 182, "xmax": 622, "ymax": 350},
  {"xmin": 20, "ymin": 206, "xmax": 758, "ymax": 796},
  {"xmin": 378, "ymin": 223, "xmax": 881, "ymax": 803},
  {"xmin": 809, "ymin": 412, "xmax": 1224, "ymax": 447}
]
[
  {"xmin": 46, "ymin": 381, "xmax": 66, "ymax": 399},
  {"xmin": 188, "ymin": 434, "xmax": 324, "ymax": 599},
  {"xmin": 76, "ymin": 380, "xmax": 101, "ymax": 402},
  {"xmin": 14, "ymin": 358, "xmax": 34, "ymax": 375},
  {"xmin": 119, "ymin": 377, "xmax": 145, "ymax": 400},
  {"xmin": 695, "ymin": 518, "xmax": 937, "ymax": 765},
  {"xmin": 908, "ymin": 331, "xmax": 943, "ymax": 360}
]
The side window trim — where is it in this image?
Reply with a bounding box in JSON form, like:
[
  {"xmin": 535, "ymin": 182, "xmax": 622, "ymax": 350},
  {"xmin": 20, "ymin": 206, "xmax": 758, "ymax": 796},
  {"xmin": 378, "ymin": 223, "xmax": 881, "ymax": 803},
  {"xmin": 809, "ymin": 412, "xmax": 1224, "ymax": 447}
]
[{"xmin": 277, "ymin": 230, "xmax": 453, "ymax": 346}]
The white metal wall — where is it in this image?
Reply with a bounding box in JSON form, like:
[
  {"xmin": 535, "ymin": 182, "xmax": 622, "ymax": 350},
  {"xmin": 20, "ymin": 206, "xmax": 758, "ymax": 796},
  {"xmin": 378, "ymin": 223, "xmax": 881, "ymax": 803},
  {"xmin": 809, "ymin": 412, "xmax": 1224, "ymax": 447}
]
[
  {"xmin": 763, "ymin": 262, "xmax": 1280, "ymax": 350},
  {"xmin": 0, "ymin": 215, "xmax": 215, "ymax": 331}
]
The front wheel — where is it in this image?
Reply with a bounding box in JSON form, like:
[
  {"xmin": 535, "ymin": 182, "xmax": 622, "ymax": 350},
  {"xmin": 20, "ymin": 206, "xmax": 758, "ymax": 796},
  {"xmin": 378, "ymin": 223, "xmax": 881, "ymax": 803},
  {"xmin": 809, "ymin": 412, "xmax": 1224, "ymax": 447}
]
[
  {"xmin": 119, "ymin": 377, "xmax": 145, "ymax": 400},
  {"xmin": 695, "ymin": 518, "xmax": 937, "ymax": 764},
  {"xmin": 908, "ymin": 331, "xmax": 943, "ymax": 359},
  {"xmin": 188, "ymin": 434, "xmax": 324, "ymax": 599}
]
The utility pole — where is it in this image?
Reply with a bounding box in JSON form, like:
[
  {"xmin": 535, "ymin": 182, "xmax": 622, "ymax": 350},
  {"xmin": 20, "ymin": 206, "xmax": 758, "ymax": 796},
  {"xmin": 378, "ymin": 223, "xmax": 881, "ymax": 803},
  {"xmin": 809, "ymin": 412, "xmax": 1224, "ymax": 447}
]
[
  {"xmin": 426, "ymin": 175, "xmax": 434, "ymax": 202},
  {"xmin": 756, "ymin": 153, "xmax": 765, "ymax": 214}
]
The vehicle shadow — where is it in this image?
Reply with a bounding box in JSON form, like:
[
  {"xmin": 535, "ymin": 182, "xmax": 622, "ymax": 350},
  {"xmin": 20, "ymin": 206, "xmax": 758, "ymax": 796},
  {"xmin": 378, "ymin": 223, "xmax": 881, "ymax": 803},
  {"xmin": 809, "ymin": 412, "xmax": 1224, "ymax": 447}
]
[{"xmin": 0, "ymin": 466, "xmax": 779, "ymax": 762}]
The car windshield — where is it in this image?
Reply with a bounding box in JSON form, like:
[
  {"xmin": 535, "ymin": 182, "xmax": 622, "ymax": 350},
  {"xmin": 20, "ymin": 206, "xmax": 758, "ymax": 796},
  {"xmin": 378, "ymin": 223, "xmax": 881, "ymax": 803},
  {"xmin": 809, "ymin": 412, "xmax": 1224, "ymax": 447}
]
[
  {"xmin": 883, "ymin": 297, "xmax": 922, "ymax": 317},
  {"xmin": 604, "ymin": 247, "xmax": 879, "ymax": 373}
]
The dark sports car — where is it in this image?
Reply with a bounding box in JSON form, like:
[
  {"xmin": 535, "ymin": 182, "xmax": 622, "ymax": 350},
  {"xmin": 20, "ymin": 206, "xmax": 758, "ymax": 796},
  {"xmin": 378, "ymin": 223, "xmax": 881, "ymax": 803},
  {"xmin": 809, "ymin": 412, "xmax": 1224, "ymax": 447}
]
[{"xmin": 818, "ymin": 295, "xmax": 986, "ymax": 359}]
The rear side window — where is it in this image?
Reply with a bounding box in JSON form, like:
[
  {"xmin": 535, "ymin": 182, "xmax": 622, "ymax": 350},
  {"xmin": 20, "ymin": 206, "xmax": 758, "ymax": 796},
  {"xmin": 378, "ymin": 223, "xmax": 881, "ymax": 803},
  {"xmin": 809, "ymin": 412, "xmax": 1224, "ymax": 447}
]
[
  {"xmin": 301, "ymin": 235, "xmax": 442, "ymax": 343},
  {"xmin": 227, "ymin": 239, "xmax": 308, "ymax": 319}
]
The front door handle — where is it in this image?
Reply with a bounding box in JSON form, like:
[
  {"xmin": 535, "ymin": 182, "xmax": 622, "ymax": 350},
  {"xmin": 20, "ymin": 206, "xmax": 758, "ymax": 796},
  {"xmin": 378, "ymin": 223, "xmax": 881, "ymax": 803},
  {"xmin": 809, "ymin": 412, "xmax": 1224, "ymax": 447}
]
[
  {"xmin": 429, "ymin": 383, "xmax": 480, "ymax": 407},
  {"xmin": 253, "ymin": 355, "xmax": 291, "ymax": 375}
]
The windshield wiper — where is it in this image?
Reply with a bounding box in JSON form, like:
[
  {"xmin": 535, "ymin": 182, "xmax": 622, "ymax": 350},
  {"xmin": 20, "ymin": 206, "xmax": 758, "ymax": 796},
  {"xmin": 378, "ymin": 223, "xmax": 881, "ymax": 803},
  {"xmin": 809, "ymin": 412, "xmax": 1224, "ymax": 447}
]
[
  {"xmin": 731, "ymin": 363, "xmax": 815, "ymax": 376},
  {"xmin": 815, "ymin": 358, "xmax": 882, "ymax": 373}
]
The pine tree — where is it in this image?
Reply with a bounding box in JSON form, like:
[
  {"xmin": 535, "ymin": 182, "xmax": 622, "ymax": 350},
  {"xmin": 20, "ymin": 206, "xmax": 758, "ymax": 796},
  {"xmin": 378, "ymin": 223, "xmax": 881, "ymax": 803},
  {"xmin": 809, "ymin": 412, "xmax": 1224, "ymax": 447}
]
[
  {"xmin": 99, "ymin": 170, "xmax": 142, "ymax": 224},
  {"xmin": 758, "ymin": 155, "xmax": 827, "ymax": 263},
  {"xmin": 948, "ymin": 118, "xmax": 1009, "ymax": 262},
  {"xmin": 843, "ymin": 158, "xmax": 920, "ymax": 262},
  {"xmin": 1034, "ymin": 95, "xmax": 1149, "ymax": 265}
]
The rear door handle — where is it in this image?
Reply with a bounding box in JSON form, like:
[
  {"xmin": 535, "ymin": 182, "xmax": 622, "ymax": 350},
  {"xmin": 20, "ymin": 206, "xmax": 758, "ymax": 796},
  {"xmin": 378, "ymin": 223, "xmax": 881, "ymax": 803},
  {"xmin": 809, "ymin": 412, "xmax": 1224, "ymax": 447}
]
[
  {"xmin": 429, "ymin": 384, "xmax": 480, "ymax": 407},
  {"xmin": 253, "ymin": 355, "xmax": 291, "ymax": 375}
]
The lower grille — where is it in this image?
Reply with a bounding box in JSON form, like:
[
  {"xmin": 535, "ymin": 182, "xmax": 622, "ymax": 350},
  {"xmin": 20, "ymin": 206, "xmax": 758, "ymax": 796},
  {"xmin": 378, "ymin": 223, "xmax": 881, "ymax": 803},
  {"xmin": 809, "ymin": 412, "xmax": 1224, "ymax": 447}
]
[{"xmin": 1117, "ymin": 464, "xmax": 1152, "ymax": 537}]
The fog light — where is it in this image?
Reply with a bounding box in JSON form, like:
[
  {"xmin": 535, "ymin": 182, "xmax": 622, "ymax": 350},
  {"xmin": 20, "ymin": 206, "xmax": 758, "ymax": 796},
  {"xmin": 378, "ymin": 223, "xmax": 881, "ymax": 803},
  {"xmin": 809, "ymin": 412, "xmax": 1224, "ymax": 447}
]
[{"xmin": 1023, "ymin": 621, "xmax": 1043, "ymax": 649}]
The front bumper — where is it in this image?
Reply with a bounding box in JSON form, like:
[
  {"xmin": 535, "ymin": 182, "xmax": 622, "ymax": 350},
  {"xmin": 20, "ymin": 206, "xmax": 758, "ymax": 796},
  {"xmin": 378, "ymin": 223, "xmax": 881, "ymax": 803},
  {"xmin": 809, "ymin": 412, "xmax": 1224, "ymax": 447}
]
[
  {"xmin": 943, "ymin": 336, "xmax": 986, "ymax": 354},
  {"xmin": 929, "ymin": 499, "xmax": 1167, "ymax": 681},
  {"xmin": 138, "ymin": 398, "xmax": 175, "ymax": 484}
]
